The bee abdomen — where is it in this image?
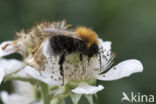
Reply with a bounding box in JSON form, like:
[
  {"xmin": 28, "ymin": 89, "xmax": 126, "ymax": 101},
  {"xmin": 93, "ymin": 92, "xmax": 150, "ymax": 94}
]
[
  {"xmin": 50, "ymin": 35, "xmax": 84, "ymax": 54},
  {"xmin": 49, "ymin": 35, "xmax": 98, "ymax": 57}
]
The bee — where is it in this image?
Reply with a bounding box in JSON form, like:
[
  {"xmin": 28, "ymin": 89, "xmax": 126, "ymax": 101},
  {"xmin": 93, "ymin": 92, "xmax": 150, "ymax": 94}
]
[{"xmin": 42, "ymin": 26, "xmax": 100, "ymax": 85}]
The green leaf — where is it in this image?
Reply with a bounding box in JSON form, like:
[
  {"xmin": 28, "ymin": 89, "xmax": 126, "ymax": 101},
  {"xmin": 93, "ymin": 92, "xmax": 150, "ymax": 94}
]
[
  {"xmin": 70, "ymin": 93, "xmax": 82, "ymax": 104},
  {"xmin": 85, "ymin": 95, "xmax": 93, "ymax": 104}
]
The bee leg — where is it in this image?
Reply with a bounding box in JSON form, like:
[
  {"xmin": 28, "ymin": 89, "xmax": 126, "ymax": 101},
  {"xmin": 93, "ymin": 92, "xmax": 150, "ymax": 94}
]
[
  {"xmin": 79, "ymin": 53, "xmax": 83, "ymax": 61},
  {"xmin": 59, "ymin": 51, "xmax": 66, "ymax": 86}
]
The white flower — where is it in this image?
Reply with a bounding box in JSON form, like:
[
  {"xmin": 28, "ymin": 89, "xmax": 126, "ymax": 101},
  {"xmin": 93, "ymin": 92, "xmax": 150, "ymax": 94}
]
[
  {"xmin": 0, "ymin": 41, "xmax": 31, "ymax": 83},
  {"xmin": 68, "ymin": 39, "xmax": 143, "ymax": 95},
  {"xmin": 0, "ymin": 59, "xmax": 24, "ymax": 84},
  {"xmin": 26, "ymin": 38, "xmax": 143, "ymax": 95},
  {"xmin": 0, "ymin": 81, "xmax": 39, "ymax": 104}
]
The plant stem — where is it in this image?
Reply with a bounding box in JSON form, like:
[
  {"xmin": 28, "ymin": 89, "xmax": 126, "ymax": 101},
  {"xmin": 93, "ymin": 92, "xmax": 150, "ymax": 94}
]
[{"xmin": 40, "ymin": 82, "xmax": 50, "ymax": 104}]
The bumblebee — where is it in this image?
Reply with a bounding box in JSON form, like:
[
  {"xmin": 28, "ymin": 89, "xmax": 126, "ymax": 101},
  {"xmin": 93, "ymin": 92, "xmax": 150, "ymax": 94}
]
[{"xmin": 43, "ymin": 26, "xmax": 99, "ymax": 85}]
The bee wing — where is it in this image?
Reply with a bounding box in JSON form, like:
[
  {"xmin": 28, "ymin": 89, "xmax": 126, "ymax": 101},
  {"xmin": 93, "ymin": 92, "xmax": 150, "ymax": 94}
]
[{"xmin": 42, "ymin": 28, "xmax": 82, "ymax": 40}]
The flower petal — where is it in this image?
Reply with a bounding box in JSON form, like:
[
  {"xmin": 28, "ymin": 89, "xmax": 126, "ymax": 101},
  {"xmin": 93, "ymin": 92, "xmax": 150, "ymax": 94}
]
[
  {"xmin": 0, "ymin": 66, "xmax": 5, "ymax": 84},
  {"xmin": 98, "ymin": 39, "xmax": 114, "ymax": 73},
  {"xmin": 0, "ymin": 91, "xmax": 30, "ymax": 104},
  {"xmin": 25, "ymin": 66, "xmax": 61, "ymax": 86},
  {"xmin": 0, "ymin": 59, "xmax": 24, "ymax": 83},
  {"xmin": 42, "ymin": 39, "xmax": 53, "ymax": 57},
  {"xmin": 0, "ymin": 81, "xmax": 35, "ymax": 104},
  {"xmin": 13, "ymin": 81, "xmax": 35, "ymax": 96},
  {"xmin": 0, "ymin": 59, "xmax": 24, "ymax": 75},
  {"xmin": 71, "ymin": 82, "xmax": 104, "ymax": 95},
  {"xmin": 96, "ymin": 59, "xmax": 143, "ymax": 81},
  {"xmin": 0, "ymin": 41, "xmax": 16, "ymax": 57},
  {"xmin": 13, "ymin": 68, "xmax": 30, "ymax": 78},
  {"xmin": 98, "ymin": 39, "xmax": 112, "ymax": 53}
]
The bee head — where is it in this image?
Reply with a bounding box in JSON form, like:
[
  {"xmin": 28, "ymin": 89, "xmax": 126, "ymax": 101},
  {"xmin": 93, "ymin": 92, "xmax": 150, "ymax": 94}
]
[{"xmin": 76, "ymin": 27, "xmax": 98, "ymax": 48}]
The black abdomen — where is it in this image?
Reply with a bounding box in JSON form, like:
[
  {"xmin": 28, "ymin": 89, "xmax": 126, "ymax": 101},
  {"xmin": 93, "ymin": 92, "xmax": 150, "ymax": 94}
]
[{"xmin": 50, "ymin": 35, "xmax": 99, "ymax": 57}]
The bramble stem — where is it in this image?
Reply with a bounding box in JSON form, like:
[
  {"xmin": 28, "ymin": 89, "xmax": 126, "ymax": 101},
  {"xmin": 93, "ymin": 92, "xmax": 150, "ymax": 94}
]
[{"xmin": 40, "ymin": 82, "xmax": 50, "ymax": 104}]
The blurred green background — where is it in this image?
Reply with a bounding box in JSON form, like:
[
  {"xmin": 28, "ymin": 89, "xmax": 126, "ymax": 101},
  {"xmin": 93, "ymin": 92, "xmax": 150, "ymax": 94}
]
[{"xmin": 0, "ymin": 0, "xmax": 156, "ymax": 104}]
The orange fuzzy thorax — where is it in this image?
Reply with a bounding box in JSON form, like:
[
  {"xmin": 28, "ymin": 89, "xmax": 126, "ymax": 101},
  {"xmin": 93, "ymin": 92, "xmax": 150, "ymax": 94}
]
[{"xmin": 76, "ymin": 27, "xmax": 98, "ymax": 48}]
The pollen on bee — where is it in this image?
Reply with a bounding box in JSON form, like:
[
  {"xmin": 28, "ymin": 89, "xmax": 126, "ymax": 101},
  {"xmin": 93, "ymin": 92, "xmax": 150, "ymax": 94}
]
[{"xmin": 76, "ymin": 26, "xmax": 98, "ymax": 47}]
